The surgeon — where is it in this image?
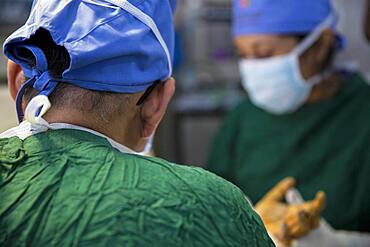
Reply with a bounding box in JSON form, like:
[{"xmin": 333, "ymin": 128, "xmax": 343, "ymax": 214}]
[
  {"xmin": 0, "ymin": 0, "xmax": 325, "ymax": 246},
  {"xmin": 208, "ymin": 0, "xmax": 370, "ymax": 239}
]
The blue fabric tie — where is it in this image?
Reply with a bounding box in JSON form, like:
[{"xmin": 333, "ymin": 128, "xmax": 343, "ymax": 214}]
[{"xmin": 15, "ymin": 45, "xmax": 58, "ymax": 123}]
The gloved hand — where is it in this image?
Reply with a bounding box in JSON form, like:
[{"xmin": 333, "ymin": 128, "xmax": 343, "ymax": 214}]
[
  {"xmin": 255, "ymin": 177, "xmax": 325, "ymax": 246},
  {"xmin": 286, "ymin": 188, "xmax": 370, "ymax": 247}
]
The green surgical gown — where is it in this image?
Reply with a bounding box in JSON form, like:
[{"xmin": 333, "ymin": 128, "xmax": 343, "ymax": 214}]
[
  {"xmin": 208, "ymin": 73, "xmax": 370, "ymax": 232},
  {"xmin": 0, "ymin": 129, "xmax": 274, "ymax": 246}
]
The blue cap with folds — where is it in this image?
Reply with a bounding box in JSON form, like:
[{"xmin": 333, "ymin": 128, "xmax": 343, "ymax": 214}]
[
  {"xmin": 232, "ymin": 0, "xmax": 334, "ymax": 37},
  {"xmin": 3, "ymin": 0, "xmax": 176, "ymax": 121}
]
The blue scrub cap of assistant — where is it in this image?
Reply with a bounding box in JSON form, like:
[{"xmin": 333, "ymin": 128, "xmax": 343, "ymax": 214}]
[
  {"xmin": 3, "ymin": 0, "xmax": 176, "ymax": 122},
  {"xmin": 232, "ymin": 0, "xmax": 336, "ymax": 37}
]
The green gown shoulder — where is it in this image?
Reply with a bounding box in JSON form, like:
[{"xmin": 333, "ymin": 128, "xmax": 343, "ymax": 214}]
[{"xmin": 0, "ymin": 129, "xmax": 274, "ymax": 247}]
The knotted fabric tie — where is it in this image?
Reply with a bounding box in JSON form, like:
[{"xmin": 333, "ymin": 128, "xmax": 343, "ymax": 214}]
[{"xmin": 15, "ymin": 45, "xmax": 58, "ymax": 124}]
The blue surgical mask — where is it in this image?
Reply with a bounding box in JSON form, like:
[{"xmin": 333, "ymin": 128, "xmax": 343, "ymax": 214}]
[{"xmin": 239, "ymin": 15, "xmax": 335, "ymax": 115}]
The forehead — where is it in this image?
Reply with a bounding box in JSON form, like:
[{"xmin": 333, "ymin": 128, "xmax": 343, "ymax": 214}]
[{"xmin": 234, "ymin": 34, "xmax": 298, "ymax": 49}]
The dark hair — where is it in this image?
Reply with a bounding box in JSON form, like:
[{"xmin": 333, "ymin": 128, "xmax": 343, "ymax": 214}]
[
  {"xmin": 22, "ymin": 28, "xmax": 132, "ymax": 123},
  {"xmin": 25, "ymin": 28, "xmax": 70, "ymax": 77},
  {"xmin": 23, "ymin": 28, "xmax": 70, "ymax": 103}
]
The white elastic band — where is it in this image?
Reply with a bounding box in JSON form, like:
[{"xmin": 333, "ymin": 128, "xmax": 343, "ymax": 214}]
[
  {"xmin": 294, "ymin": 14, "xmax": 336, "ymax": 55},
  {"xmin": 306, "ymin": 69, "xmax": 332, "ymax": 86},
  {"xmin": 103, "ymin": 0, "xmax": 173, "ymax": 77},
  {"xmin": 139, "ymin": 134, "xmax": 154, "ymax": 155},
  {"xmin": 24, "ymin": 95, "xmax": 51, "ymax": 125},
  {"xmin": 28, "ymin": 0, "xmax": 39, "ymax": 23}
]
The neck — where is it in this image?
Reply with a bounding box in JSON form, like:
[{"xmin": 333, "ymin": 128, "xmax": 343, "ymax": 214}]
[
  {"xmin": 306, "ymin": 72, "xmax": 343, "ymax": 104},
  {"xmin": 43, "ymin": 108, "xmax": 143, "ymax": 150}
]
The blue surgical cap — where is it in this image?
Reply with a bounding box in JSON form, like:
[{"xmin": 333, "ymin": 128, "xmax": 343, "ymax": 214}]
[
  {"xmin": 232, "ymin": 0, "xmax": 335, "ymax": 37},
  {"xmin": 4, "ymin": 0, "xmax": 176, "ymax": 95}
]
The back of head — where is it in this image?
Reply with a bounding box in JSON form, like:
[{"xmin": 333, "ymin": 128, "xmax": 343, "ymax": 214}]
[
  {"xmin": 3, "ymin": 0, "xmax": 177, "ymax": 123},
  {"xmin": 22, "ymin": 28, "xmax": 130, "ymax": 124}
]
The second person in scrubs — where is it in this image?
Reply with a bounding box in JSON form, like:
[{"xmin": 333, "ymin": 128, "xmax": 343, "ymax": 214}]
[{"xmin": 208, "ymin": 0, "xmax": 370, "ymax": 235}]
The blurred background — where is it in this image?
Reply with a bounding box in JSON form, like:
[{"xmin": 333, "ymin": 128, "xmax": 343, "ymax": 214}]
[
  {"xmin": 1, "ymin": 0, "xmax": 369, "ymax": 166},
  {"xmin": 0, "ymin": 0, "xmax": 33, "ymax": 135}
]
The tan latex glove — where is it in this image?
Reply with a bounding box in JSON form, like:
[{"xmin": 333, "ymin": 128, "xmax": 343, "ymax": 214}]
[{"xmin": 255, "ymin": 177, "xmax": 325, "ymax": 246}]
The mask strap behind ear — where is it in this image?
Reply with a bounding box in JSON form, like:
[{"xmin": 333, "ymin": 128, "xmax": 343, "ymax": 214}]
[{"xmin": 294, "ymin": 14, "xmax": 336, "ymax": 55}]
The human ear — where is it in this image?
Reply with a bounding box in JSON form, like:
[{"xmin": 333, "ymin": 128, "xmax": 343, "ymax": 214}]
[
  {"xmin": 7, "ymin": 60, "xmax": 24, "ymax": 101},
  {"xmin": 140, "ymin": 77, "xmax": 175, "ymax": 138},
  {"xmin": 314, "ymin": 29, "xmax": 335, "ymax": 65}
]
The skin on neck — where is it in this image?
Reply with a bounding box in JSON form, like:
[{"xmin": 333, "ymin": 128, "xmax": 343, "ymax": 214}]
[
  {"xmin": 234, "ymin": 29, "xmax": 342, "ymax": 104},
  {"xmin": 306, "ymin": 73, "xmax": 342, "ymax": 104},
  {"xmin": 42, "ymin": 94, "xmax": 144, "ymax": 150}
]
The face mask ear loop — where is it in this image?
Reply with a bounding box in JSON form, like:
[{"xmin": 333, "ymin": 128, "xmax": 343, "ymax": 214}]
[
  {"xmin": 25, "ymin": 95, "xmax": 51, "ymax": 126},
  {"xmin": 292, "ymin": 14, "xmax": 337, "ymax": 86},
  {"xmin": 293, "ymin": 14, "xmax": 336, "ymax": 56},
  {"xmin": 25, "ymin": 72, "xmax": 58, "ymax": 125}
]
